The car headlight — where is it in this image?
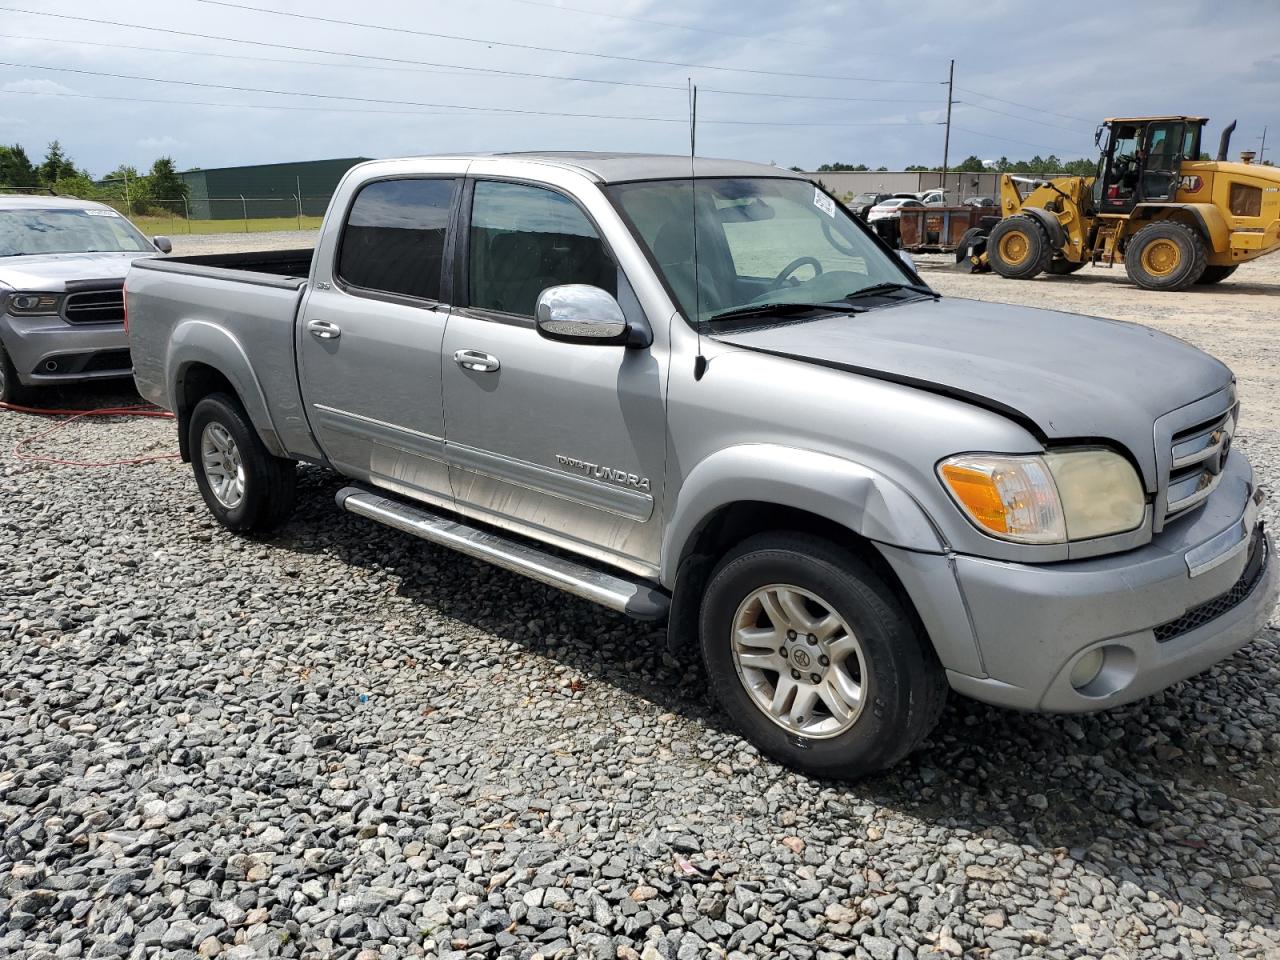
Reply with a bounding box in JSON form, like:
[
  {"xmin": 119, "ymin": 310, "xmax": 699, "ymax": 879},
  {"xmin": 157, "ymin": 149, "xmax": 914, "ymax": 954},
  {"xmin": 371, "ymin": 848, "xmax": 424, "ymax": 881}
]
[
  {"xmin": 7, "ymin": 293, "xmax": 64, "ymax": 316},
  {"xmin": 938, "ymin": 448, "xmax": 1145, "ymax": 544}
]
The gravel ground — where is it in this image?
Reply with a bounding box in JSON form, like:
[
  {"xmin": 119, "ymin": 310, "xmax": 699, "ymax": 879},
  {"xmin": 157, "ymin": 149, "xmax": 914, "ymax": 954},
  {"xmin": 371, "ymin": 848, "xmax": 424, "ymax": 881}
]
[{"xmin": 2, "ymin": 234, "xmax": 1279, "ymax": 960}]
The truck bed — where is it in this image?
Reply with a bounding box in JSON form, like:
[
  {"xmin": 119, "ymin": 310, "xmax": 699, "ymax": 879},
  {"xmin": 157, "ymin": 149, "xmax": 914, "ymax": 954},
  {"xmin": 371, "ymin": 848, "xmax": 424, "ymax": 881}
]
[
  {"xmin": 126, "ymin": 248, "xmax": 323, "ymax": 462},
  {"xmin": 133, "ymin": 248, "xmax": 313, "ymax": 287}
]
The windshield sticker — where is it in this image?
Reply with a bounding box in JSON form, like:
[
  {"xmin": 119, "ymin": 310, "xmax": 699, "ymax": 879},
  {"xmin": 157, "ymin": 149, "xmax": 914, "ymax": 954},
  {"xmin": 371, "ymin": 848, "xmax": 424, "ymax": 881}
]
[
  {"xmin": 83, "ymin": 209, "xmax": 122, "ymax": 217},
  {"xmin": 813, "ymin": 189, "xmax": 836, "ymax": 218}
]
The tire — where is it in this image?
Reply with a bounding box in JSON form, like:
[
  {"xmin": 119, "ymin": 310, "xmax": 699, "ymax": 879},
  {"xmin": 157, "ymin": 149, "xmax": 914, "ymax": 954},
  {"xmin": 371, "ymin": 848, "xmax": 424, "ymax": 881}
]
[
  {"xmin": 987, "ymin": 216, "xmax": 1053, "ymax": 279},
  {"xmin": 0, "ymin": 344, "xmax": 29, "ymax": 406},
  {"xmin": 954, "ymin": 226, "xmax": 987, "ymax": 264},
  {"xmin": 1046, "ymin": 257, "xmax": 1086, "ymax": 276},
  {"xmin": 698, "ymin": 532, "xmax": 947, "ymax": 780},
  {"xmin": 189, "ymin": 392, "xmax": 297, "ymax": 533},
  {"xmin": 1195, "ymin": 264, "xmax": 1237, "ymax": 285},
  {"xmin": 1124, "ymin": 221, "xmax": 1207, "ymax": 291}
]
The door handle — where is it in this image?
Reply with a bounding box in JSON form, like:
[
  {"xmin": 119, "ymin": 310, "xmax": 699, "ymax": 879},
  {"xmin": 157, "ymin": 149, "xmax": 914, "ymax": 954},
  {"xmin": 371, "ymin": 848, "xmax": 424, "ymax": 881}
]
[
  {"xmin": 454, "ymin": 349, "xmax": 500, "ymax": 373},
  {"xmin": 307, "ymin": 319, "xmax": 341, "ymax": 340}
]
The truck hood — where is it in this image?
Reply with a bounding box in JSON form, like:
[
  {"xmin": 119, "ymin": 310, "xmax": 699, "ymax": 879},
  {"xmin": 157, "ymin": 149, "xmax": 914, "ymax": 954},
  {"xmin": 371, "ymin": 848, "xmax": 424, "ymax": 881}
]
[
  {"xmin": 0, "ymin": 251, "xmax": 152, "ymax": 291},
  {"xmin": 713, "ymin": 296, "xmax": 1232, "ymax": 489}
]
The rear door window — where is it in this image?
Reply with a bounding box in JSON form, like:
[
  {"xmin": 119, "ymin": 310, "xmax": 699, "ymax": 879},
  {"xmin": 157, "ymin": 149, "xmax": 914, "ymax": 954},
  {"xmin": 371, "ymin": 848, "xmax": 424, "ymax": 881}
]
[
  {"xmin": 337, "ymin": 178, "xmax": 458, "ymax": 301},
  {"xmin": 468, "ymin": 180, "xmax": 616, "ymax": 318}
]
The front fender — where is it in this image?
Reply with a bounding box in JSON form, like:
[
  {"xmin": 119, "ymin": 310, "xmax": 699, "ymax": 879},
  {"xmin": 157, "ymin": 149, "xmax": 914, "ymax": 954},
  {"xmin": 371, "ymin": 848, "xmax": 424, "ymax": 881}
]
[
  {"xmin": 1020, "ymin": 206, "xmax": 1066, "ymax": 249},
  {"xmin": 168, "ymin": 320, "xmax": 287, "ymax": 458},
  {"xmin": 660, "ymin": 443, "xmax": 945, "ymax": 584}
]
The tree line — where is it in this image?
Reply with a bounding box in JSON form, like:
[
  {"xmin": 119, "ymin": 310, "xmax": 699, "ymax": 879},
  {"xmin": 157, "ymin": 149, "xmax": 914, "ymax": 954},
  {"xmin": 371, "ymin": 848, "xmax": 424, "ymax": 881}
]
[
  {"xmin": 0, "ymin": 141, "xmax": 191, "ymax": 214},
  {"xmin": 812, "ymin": 155, "xmax": 1099, "ymax": 175}
]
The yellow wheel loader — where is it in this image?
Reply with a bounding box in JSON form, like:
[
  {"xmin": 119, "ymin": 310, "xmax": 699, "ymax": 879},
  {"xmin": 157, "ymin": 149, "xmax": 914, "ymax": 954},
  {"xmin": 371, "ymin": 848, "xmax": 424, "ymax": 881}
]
[{"xmin": 958, "ymin": 117, "xmax": 1280, "ymax": 290}]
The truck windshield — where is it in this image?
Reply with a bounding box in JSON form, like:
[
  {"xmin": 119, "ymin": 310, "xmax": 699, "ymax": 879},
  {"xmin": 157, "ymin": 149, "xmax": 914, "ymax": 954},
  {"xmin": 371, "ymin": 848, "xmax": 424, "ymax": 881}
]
[
  {"xmin": 0, "ymin": 207, "xmax": 154, "ymax": 257},
  {"xmin": 607, "ymin": 177, "xmax": 914, "ymax": 325}
]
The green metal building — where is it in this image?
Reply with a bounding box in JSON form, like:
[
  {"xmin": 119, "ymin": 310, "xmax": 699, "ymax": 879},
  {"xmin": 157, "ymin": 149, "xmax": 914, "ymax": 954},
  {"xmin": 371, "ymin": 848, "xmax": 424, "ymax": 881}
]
[{"xmin": 181, "ymin": 157, "xmax": 372, "ymax": 220}]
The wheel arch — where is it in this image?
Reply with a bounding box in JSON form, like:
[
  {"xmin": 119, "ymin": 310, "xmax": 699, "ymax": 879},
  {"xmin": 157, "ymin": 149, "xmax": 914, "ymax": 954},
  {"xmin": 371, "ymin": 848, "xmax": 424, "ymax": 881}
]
[
  {"xmin": 1130, "ymin": 202, "xmax": 1229, "ymax": 252},
  {"xmin": 168, "ymin": 320, "xmax": 287, "ymax": 461},
  {"xmin": 661, "ymin": 445, "xmax": 944, "ymax": 585}
]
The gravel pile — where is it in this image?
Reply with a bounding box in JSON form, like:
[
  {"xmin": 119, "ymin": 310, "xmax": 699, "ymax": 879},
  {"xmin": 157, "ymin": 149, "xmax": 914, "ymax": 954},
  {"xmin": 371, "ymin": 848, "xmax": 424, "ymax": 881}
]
[{"xmin": 2, "ymin": 257, "xmax": 1279, "ymax": 959}]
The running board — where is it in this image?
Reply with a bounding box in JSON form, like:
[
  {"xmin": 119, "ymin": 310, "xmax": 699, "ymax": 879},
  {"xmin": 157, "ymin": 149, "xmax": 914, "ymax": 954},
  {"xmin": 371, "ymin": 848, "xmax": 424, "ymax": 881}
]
[{"xmin": 336, "ymin": 487, "xmax": 670, "ymax": 621}]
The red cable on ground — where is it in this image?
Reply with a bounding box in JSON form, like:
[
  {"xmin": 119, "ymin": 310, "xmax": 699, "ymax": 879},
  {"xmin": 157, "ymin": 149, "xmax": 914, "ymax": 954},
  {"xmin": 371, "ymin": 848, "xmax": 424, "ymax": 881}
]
[{"xmin": 0, "ymin": 400, "xmax": 180, "ymax": 468}]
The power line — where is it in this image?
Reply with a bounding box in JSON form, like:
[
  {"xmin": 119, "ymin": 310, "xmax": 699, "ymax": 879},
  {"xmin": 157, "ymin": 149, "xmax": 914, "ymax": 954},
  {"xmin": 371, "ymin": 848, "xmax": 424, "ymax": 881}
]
[
  {"xmin": 954, "ymin": 100, "xmax": 1093, "ymax": 134},
  {"xmin": 950, "ymin": 126, "xmax": 1089, "ymax": 155},
  {"xmin": 0, "ymin": 31, "xmax": 944, "ymax": 106},
  {"xmin": 0, "ymin": 59, "xmax": 940, "ymax": 128},
  {"xmin": 0, "ymin": 10, "xmax": 943, "ymax": 106},
  {"xmin": 195, "ymin": 0, "xmax": 945, "ymax": 84},
  {"xmin": 0, "ymin": 88, "xmax": 486, "ymax": 118},
  {"xmin": 497, "ymin": 0, "xmax": 846, "ymax": 52},
  {"xmin": 955, "ymin": 86, "xmax": 1092, "ymax": 124},
  {"xmin": 0, "ymin": 30, "xmax": 675, "ymax": 91}
]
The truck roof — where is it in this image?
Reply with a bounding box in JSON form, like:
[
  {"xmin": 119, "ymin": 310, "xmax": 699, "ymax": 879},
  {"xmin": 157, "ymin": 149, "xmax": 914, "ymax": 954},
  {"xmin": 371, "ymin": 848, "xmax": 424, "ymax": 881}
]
[
  {"xmin": 370, "ymin": 152, "xmax": 800, "ymax": 184},
  {"xmin": 0, "ymin": 195, "xmax": 119, "ymax": 211}
]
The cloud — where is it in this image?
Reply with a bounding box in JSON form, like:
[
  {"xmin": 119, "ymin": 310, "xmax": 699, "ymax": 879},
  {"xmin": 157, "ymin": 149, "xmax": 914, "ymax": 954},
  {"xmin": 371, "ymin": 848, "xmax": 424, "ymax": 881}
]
[
  {"xmin": 1, "ymin": 78, "xmax": 77, "ymax": 96},
  {"xmin": 138, "ymin": 135, "xmax": 185, "ymax": 153}
]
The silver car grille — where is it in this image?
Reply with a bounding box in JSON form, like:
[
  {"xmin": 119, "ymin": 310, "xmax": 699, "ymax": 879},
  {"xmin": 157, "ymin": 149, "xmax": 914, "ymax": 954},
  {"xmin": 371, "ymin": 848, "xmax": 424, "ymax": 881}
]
[
  {"xmin": 1163, "ymin": 391, "xmax": 1239, "ymax": 524},
  {"xmin": 62, "ymin": 288, "xmax": 125, "ymax": 324}
]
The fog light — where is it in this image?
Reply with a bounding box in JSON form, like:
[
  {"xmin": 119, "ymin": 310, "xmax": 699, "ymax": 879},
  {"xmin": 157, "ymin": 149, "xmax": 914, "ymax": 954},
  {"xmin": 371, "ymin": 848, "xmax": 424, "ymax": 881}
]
[{"xmin": 1069, "ymin": 648, "xmax": 1105, "ymax": 690}]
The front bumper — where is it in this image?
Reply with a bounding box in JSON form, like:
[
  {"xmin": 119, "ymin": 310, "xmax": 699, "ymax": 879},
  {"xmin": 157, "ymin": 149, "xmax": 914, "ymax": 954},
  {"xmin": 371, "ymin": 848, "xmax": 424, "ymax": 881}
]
[
  {"xmin": 883, "ymin": 449, "xmax": 1278, "ymax": 713},
  {"xmin": 0, "ymin": 312, "xmax": 131, "ymax": 386}
]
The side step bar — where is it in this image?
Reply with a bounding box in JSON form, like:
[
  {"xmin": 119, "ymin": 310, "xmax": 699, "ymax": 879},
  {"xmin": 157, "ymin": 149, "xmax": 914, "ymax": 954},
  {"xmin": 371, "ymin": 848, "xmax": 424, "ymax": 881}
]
[{"xmin": 336, "ymin": 487, "xmax": 670, "ymax": 621}]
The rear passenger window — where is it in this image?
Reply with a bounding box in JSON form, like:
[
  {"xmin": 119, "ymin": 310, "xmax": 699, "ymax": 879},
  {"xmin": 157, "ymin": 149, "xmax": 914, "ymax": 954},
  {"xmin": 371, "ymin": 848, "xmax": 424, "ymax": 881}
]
[
  {"xmin": 338, "ymin": 178, "xmax": 457, "ymax": 301},
  {"xmin": 469, "ymin": 180, "xmax": 616, "ymax": 317}
]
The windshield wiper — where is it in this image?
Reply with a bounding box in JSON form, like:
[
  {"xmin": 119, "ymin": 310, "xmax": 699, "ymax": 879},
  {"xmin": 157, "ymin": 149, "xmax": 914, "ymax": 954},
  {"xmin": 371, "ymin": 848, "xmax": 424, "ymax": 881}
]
[
  {"xmin": 707, "ymin": 300, "xmax": 867, "ymax": 324},
  {"xmin": 842, "ymin": 281, "xmax": 938, "ymax": 301}
]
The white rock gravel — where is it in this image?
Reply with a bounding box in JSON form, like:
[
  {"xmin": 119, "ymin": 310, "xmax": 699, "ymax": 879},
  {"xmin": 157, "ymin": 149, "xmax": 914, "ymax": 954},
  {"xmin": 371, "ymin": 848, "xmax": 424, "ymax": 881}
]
[{"xmin": 1, "ymin": 233, "xmax": 1278, "ymax": 960}]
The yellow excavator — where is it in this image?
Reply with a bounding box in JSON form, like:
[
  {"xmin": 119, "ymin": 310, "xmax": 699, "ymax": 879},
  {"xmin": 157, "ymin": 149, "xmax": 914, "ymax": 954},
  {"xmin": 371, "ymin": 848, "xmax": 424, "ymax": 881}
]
[{"xmin": 959, "ymin": 117, "xmax": 1280, "ymax": 290}]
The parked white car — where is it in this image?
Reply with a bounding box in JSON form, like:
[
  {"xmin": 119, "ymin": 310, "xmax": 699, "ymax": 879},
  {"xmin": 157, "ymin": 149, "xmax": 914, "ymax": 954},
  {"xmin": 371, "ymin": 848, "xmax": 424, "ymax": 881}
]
[{"xmin": 866, "ymin": 197, "xmax": 926, "ymax": 222}]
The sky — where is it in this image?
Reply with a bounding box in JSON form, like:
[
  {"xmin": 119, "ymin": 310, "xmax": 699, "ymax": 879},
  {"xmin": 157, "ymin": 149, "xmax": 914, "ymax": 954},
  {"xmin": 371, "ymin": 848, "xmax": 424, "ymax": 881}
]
[{"xmin": 0, "ymin": 0, "xmax": 1276, "ymax": 179}]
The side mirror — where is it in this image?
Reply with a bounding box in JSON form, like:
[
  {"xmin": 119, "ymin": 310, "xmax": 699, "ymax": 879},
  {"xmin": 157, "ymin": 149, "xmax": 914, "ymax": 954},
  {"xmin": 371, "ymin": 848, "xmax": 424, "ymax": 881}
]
[
  {"xmin": 152, "ymin": 236, "xmax": 173, "ymax": 254},
  {"xmin": 535, "ymin": 284, "xmax": 630, "ymax": 346},
  {"xmin": 897, "ymin": 249, "xmax": 916, "ymax": 271}
]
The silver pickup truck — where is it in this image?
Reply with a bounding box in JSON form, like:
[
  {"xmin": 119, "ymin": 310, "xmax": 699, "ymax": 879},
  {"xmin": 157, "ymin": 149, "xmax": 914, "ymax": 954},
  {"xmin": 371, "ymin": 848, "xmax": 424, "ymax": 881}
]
[
  {"xmin": 126, "ymin": 153, "xmax": 1277, "ymax": 779},
  {"xmin": 0, "ymin": 195, "xmax": 170, "ymax": 403}
]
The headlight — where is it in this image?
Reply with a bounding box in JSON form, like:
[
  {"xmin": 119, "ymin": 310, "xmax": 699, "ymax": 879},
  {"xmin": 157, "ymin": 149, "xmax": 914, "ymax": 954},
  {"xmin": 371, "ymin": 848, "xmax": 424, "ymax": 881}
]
[
  {"xmin": 939, "ymin": 448, "xmax": 1144, "ymax": 544},
  {"xmin": 7, "ymin": 293, "xmax": 63, "ymax": 316}
]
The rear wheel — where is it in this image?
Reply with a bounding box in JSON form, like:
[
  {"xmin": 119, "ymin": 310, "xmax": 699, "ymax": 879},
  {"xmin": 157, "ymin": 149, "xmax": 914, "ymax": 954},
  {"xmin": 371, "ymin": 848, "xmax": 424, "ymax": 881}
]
[
  {"xmin": 987, "ymin": 216, "xmax": 1053, "ymax": 279},
  {"xmin": 1124, "ymin": 221, "xmax": 1207, "ymax": 291},
  {"xmin": 0, "ymin": 345, "xmax": 29, "ymax": 406},
  {"xmin": 698, "ymin": 532, "xmax": 947, "ymax": 780},
  {"xmin": 189, "ymin": 392, "xmax": 297, "ymax": 533},
  {"xmin": 1195, "ymin": 264, "xmax": 1238, "ymax": 285}
]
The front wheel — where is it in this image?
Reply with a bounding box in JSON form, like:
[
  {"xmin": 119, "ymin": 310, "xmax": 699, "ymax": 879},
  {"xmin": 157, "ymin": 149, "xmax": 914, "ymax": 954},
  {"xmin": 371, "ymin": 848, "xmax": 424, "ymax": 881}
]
[
  {"xmin": 699, "ymin": 533, "xmax": 947, "ymax": 780},
  {"xmin": 987, "ymin": 216, "xmax": 1053, "ymax": 280},
  {"xmin": 0, "ymin": 344, "xmax": 30, "ymax": 406},
  {"xmin": 189, "ymin": 392, "xmax": 297, "ymax": 533}
]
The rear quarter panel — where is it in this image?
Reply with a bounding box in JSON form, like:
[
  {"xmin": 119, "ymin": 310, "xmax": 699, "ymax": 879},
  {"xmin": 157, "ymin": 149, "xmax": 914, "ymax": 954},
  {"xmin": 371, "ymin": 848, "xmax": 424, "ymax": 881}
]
[{"xmin": 127, "ymin": 261, "xmax": 322, "ymax": 461}]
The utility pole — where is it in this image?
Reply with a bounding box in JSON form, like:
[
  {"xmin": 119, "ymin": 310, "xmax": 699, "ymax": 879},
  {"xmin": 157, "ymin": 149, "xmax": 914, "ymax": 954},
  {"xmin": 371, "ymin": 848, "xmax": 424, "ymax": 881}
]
[
  {"xmin": 1259, "ymin": 126, "xmax": 1268, "ymax": 164},
  {"xmin": 942, "ymin": 59, "xmax": 954, "ymax": 199}
]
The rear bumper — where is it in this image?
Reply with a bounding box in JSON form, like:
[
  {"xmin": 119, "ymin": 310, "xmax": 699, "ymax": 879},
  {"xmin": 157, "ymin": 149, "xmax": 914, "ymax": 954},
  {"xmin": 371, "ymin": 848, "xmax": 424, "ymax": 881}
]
[
  {"xmin": 0, "ymin": 312, "xmax": 131, "ymax": 385},
  {"xmin": 884, "ymin": 449, "xmax": 1278, "ymax": 713}
]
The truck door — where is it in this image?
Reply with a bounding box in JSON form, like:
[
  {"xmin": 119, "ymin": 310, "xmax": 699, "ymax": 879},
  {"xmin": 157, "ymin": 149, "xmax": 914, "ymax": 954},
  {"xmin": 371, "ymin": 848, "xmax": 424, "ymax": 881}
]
[
  {"xmin": 297, "ymin": 172, "xmax": 462, "ymax": 506},
  {"xmin": 440, "ymin": 177, "xmax": 666, "ymax": 576}
]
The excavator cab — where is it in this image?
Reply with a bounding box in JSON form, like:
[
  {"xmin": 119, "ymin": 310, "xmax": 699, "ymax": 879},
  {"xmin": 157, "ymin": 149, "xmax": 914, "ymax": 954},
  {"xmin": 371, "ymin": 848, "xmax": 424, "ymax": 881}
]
[{"xmin": 1095, "ymin": 117, "xmax": 1206, "ymax": 213}]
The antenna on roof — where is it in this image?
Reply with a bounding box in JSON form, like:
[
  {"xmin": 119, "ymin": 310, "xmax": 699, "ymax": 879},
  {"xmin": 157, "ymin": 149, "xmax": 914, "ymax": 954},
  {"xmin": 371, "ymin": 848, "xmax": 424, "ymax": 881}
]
[{"xmin": 689, "ymin": 79, "xmax": 706, "ymax": 381}]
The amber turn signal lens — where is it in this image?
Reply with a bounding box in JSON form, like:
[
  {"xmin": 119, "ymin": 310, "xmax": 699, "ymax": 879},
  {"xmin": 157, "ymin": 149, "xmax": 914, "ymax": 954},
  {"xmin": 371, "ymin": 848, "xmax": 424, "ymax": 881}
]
[{"xmin": 939, "ymin": 463, "xmax": 1011, "ymax": 534}]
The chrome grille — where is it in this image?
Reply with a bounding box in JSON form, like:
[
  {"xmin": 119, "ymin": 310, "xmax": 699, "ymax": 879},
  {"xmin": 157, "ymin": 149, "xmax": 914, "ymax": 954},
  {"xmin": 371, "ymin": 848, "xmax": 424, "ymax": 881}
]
[
  {"xmin": 62, "ymin": 288, "xmax": 124, "ymax": 324},
  {"xmin": 1163, "ymin": 395, "xmax": 1239, "ymax": 523}
]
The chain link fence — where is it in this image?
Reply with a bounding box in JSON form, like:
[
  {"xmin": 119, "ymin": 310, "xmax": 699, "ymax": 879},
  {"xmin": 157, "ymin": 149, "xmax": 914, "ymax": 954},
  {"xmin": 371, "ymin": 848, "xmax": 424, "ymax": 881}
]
[{"xmin": 97, "ymin": 196, "xmax": 332, "ymax": 234}]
